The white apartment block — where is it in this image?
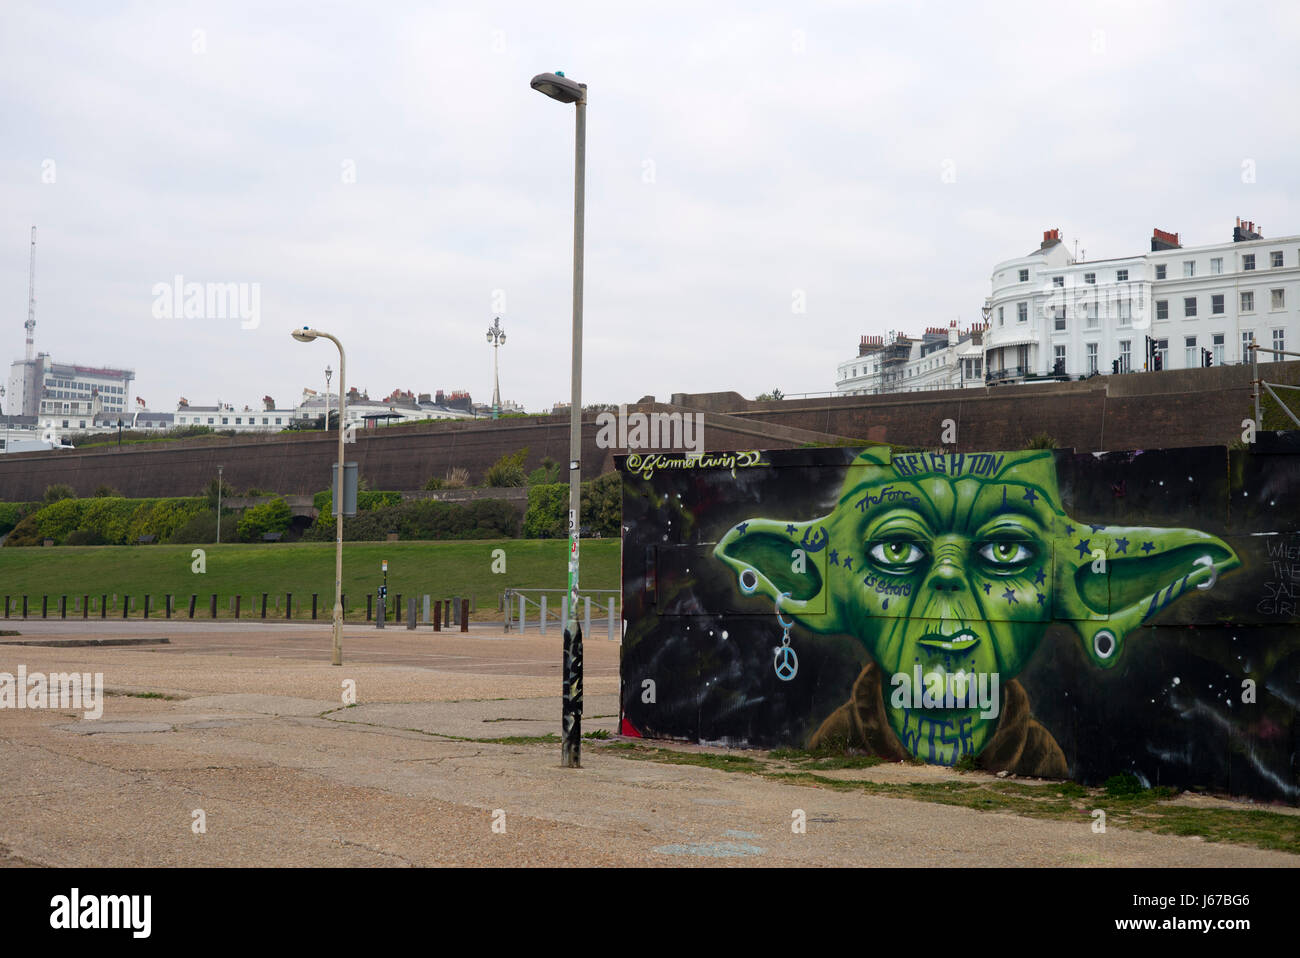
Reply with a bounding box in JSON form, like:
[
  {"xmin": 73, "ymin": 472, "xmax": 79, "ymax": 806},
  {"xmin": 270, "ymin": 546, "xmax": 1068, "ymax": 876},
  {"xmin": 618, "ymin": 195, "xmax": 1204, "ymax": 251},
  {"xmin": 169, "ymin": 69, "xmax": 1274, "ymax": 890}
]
[
  {"xmin": 5, "ymin": 355, "xmax": 134, "ymax": 424},
  {"xmin": 984, "ymin": 221, "xmax": 1299, "ymax": 383},
  {"xmin": 836, "ymin": 323, "xmax": 987, "ymax": 395}
]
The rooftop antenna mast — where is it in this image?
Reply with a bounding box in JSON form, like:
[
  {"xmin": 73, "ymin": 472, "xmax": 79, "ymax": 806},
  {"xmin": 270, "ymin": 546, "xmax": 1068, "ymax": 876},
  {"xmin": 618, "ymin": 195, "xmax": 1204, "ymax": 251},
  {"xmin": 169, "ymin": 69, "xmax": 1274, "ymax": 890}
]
[{"xmin": 24, "ymin": 226, "xmax": 36, "ymax": 362}]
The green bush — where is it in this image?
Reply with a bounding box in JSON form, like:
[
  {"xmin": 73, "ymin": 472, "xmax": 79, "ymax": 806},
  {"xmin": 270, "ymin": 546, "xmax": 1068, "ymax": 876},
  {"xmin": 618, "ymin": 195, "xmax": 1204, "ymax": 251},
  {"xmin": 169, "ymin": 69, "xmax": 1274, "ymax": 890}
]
[
  {"xmin": 312, "ymin": 489, "xmax": 402, "ymax": 517},
  {"xmin": 80, "ymin": 497, "xmax": 135, "ymax": 544},
  {"xmin": 581, "ymin": 472, "xmax": 622, "ymax": 538},
  {"xmin": 1104, "ymin": 772, "xmax": 1146, "ymax": 796},
  {"xmin": 0, "ymin": 502, "xmax": 38, "ymax": 537},
  {"xmin": 237, "ymin": 497, "xmax": 293, "ymax": 542},
  {"xmin": 42, "ymin": 483, "xmax": 76, "ymax": 505},
  {"xmin": 65, "ymin": 529, "xmax": 106, "ymax": 546},
  {"xmin": 35, "ymin": 498, "xmax": 86, "ymax": 541},
  {"xmin": 92, "ymin": 484, "xmax": 122, "ymax": 498},
  {"xmin": 527, "ymin": 457, "xmax": 560, "ymax": 486},
  {"xmin": 203, "ymin": 477, "xmax": 235, "ymax": 508},
  {"xmin": 3, "ymin": 514, "xmax": 43, "ymax": 546},
  {"xmin": 304, "ymin": 497, "xmax": 519, "ymax": 542},
  {"xmin": 1, "ymin": 496, "xmax": 208, "ymax": 546},
  {"xmin": 523, "ymin": 484, "xmax": 567, "ymax": 539},
  {"xmin": 485, "ymin": 448, "xmax": 529, "ymax": 488},
  {"xmin": 124, "ymin": 499, "xmax": 208, "ymax": 543},
  {"xmin": 166, "ymin": 510, "xmax": 220, "ymax": 544},
  {"xmin": 524, "ymin": 474, "xmax": 621, "ymax": 539},
  {"xmin": 423, "ymin": 476, "xmax": 444, "ymax": 491}
]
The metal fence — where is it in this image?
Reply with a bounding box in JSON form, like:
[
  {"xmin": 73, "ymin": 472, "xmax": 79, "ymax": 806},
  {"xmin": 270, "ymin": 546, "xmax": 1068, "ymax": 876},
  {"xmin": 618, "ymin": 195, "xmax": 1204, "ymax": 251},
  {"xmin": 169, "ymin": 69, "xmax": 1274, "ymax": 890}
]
[{"xmin": 504, "ymin": 588, "xmax": 620, "ymax": 641}]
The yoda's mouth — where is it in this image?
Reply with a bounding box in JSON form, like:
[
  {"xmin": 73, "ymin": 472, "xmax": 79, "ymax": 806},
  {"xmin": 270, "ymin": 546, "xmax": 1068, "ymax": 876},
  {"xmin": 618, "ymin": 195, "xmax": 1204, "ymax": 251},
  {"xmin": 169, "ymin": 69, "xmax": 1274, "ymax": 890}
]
[{"xmin": 917, "ymin": 629, "xmax": 979, "ymax": 653}]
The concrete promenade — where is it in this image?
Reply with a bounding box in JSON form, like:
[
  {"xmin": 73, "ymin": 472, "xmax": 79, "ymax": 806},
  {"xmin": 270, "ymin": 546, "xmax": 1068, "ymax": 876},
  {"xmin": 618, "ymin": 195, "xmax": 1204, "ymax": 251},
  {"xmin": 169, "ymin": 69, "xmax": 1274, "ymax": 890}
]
[{"xmin": 1, "ymin": 621, "xmax": 1295, "ymax": 867}]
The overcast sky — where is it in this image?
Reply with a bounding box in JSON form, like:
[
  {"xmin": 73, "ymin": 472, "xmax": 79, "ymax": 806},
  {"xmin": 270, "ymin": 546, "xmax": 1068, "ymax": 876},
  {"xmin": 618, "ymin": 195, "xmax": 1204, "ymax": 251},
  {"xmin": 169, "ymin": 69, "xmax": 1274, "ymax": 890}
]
[{"xmin": 3, "ymin": 0, "xmax": 1298, "ymax": 414}]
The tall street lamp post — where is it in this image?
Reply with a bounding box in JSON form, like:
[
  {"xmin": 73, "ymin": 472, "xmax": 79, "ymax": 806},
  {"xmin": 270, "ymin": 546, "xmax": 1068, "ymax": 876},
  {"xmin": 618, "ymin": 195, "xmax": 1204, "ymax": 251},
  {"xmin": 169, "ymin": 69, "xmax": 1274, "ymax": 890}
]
[
  {"xmin": 531, "ymin": 69, "xmax": 587, "ymax": 768},
  {"xmin": 216, "ymin": 464, "xmax": 223, "ymax": 544},
  {"xmin": 292, "ymin": 326, "xmax": 347, "ymax": 666},
  {"xmin": 486, "ymin": 317, "xmax": 506, "ymax": 418},
  {"xmin": 325, "ymin": 364, "xmax": 332, "ymax": 431}
]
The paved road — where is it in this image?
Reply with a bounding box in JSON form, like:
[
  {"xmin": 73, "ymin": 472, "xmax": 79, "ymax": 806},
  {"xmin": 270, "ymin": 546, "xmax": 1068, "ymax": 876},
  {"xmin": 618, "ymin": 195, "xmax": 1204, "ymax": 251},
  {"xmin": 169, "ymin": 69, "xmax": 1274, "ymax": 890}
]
[
  {"xmin": 0, "ymin": 624, "xmax": 1295, "ymax": 867},
  {"xmin": 1, "ymin": 619, "xmax": 621, "ymax": 677}
]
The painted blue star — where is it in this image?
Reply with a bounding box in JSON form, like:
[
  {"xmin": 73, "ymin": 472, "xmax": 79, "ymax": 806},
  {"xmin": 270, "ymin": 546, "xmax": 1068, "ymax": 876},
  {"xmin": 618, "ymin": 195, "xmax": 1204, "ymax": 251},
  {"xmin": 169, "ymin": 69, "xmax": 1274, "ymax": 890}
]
[
  {"xmin": 785, "ymin": 524, "xmax": 796, "ymax": 534},
  {"xmin": 1141, "ymin": 541, "xmax": 1155, "ymax": 554},
  {"xmin": 1036, "ymin": 591, "xmax": 1045, "ymax": 606},
  {"xmin": 982, "ymin": 582, "xmax": 992, "ymax": 595},
  {"xmin": 1065, "ymin": 524, "xmax": 1075, "ymax": 536},
  {"xmin": 1022, "ymin": 488, "xmax": 1039, "ymax": 505},
  {"xmin": 1089, "ymin": 523, "xmax": 1105, "ymax": 533},
  {"xmin": 1002, "ymin": 587, "xmax": 1018, "ymax": 605},
  {"xmin": 1074, "ymin": 538, "xmax": 1091, "ymax": 559},
  {"xmin": 1033, "ymin": 568, "xmax": 1046, "ymax": 586},
  {"xmin": 843, "ymin": 556, "xmax": 853, "ymax": 571},
  {"xmin": 1114, "ymin": 536, "xmax": 1129, "ymax": 554},
  {"xmin": 828, "ymin": 549, "xmax": 839, "ymax": 566},
  {"xmin": 736, "ymin": 522, "xmax": 749, "ymax": 536}
]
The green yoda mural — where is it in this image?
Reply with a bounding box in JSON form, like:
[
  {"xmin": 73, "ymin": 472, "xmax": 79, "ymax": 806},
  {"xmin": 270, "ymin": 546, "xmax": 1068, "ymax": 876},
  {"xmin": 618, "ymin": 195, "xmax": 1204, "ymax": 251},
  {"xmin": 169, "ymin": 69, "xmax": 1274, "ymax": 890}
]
[{"xmin": 714, "ymin": 447, "xmax": 1240, "ymax": 777}]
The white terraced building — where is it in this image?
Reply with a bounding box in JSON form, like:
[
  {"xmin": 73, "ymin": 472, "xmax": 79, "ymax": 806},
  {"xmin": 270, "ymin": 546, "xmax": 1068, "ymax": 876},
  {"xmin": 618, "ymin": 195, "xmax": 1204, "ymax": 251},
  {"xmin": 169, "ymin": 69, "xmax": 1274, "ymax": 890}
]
[
  {"xmin": 835, "ymin": 323, "xmax": 987, "ymax": 395},
  {"xmin": 984, "ymin": 220, "xmax": 1299, "ymax": 383}
]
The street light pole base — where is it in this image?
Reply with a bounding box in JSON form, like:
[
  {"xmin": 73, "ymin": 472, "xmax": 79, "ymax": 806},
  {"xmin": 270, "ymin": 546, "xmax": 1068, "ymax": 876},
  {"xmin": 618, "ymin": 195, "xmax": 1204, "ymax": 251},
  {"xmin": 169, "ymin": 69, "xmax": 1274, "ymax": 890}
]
[{"xmin": 561, "ymin": 623, "xmax": 583, "ymax": 767}]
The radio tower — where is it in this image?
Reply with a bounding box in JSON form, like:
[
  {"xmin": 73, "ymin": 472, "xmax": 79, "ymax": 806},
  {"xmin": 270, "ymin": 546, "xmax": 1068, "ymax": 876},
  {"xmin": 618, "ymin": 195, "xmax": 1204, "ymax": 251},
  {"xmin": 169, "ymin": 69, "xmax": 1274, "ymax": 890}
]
[{"xmin": 24, "ymin": 226, "xmax": 36, "ymax": 361}]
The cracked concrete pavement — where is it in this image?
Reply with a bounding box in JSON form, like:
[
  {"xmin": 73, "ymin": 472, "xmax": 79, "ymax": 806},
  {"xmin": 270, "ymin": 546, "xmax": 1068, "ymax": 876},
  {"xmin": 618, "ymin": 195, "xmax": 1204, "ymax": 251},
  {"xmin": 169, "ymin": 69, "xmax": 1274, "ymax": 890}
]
[{"xmin": 1, "ymin": 622, "xmax": 1296, "ymax": 867}]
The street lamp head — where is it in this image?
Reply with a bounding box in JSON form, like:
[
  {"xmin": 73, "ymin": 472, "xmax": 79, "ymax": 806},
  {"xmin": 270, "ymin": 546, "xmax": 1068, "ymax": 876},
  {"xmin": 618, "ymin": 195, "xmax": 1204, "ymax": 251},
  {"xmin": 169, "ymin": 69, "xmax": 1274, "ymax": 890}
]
[
  {"xmin": 530, "ymin": 71, "xmax": 585, "ymax": 104},
  {"xmin": 486, "ymin": 329, "xmax": 495, "ymax": 343},
  {"xmin": 498, "ymin": 332, "xmax": 506, "ymax": 345},
  {"xmin": 291, "ymin": 327, "xmax": 318, "ymax": 343}
]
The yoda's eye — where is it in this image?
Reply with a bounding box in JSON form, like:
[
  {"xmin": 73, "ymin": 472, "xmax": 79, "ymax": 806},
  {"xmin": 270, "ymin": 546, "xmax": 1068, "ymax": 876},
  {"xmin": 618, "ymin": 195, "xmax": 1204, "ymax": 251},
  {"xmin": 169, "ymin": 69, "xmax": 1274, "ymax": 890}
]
[
  {"xmin": 978, "ymin": 542, "xmax": 1032, "ymax": 565},
  {"xmin": 868, "ymin": 541, "xmax": 927, "ymax": 567}
]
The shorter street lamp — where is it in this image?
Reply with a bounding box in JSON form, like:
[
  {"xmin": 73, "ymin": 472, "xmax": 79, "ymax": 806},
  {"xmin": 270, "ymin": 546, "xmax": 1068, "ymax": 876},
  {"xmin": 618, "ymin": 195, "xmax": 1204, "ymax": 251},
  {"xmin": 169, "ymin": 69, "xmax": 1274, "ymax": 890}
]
[
  {"xmin": 216, "ymin": 464, "xmax": 223, "ymax": 544},
  {"xmin": 291, "ymin": 326, "xmax": 347, "ymax": 666}
]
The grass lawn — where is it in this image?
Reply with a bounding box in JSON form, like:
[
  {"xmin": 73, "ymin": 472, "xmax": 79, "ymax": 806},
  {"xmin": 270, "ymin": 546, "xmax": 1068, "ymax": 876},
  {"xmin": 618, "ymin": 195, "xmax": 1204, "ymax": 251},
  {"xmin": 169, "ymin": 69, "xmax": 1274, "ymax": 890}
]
[{"xmin": 0, "ymin": 539, "xmax": 620, "ymax": 620}]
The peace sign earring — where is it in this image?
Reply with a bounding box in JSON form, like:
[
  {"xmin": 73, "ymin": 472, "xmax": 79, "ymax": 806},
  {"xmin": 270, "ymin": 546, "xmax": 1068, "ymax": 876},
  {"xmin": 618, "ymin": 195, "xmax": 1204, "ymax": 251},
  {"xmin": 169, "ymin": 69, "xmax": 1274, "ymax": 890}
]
[
  {"xmin": 773, "ymin": 592, "xmax": 798, "ymax": 681},
  {"xmin": 736, "ymin": 570, "xmax": 798, "ymax": 681}
]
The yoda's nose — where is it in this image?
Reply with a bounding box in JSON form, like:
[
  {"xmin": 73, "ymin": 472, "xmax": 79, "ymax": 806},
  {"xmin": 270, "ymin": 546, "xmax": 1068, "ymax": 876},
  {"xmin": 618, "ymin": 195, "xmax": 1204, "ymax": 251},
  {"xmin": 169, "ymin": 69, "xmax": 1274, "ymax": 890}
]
[{"xmin": 926, "ymin": 560, "xmax": 967, "ymax": 593}]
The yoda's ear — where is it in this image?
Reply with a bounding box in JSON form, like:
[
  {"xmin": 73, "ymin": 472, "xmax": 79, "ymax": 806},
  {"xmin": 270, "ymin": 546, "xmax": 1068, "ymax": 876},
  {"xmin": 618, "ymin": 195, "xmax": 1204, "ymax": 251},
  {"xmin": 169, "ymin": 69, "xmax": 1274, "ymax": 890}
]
[
  {"xmin": 714, "ymin": 516, "xmax": 837, "ymax": 632},
  {"xmin": 1055, "ymin": 522, "xmax": 1240, "ymax": 668}
]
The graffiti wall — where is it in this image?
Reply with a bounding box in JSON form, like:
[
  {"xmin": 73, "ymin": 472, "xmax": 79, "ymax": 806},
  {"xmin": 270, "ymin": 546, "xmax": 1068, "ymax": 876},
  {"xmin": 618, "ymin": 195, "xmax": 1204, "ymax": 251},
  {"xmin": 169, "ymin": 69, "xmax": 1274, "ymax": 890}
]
[{"xmin": 618, "ymin": 438, "xmax": 1300, "ymax": 804}]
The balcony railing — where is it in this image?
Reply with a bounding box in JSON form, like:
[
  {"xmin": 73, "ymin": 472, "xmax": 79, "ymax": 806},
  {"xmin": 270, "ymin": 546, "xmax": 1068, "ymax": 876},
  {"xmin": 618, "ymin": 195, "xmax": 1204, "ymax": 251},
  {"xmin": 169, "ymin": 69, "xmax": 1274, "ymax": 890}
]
[{"xmin": 985, "ymin": 366, "xmax": 1072, "ymax": 385}]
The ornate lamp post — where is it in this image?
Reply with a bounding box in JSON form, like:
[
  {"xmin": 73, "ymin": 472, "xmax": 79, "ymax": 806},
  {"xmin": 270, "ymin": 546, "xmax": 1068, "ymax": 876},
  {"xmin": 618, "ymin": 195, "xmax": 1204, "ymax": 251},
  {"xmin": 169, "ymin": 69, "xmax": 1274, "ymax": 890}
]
[{"xmin": 486, "ymin": 317, "xmax": 506, "ymax": 419}]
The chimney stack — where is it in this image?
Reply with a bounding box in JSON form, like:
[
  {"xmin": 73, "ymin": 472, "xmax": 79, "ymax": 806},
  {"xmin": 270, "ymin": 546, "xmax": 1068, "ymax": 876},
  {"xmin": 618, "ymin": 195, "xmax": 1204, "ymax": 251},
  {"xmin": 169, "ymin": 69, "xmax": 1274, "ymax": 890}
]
[
  {"xmin": 1040, "ymin": 228, "xmax": 1061, "ymax": 249},
  {"xmin": 1233, "ymin": 218, "xmax": 1262, "ymax": 242},
  {"xmin": 1151, "ymin": 227, "xmax": 1181, "ymax": 251}
]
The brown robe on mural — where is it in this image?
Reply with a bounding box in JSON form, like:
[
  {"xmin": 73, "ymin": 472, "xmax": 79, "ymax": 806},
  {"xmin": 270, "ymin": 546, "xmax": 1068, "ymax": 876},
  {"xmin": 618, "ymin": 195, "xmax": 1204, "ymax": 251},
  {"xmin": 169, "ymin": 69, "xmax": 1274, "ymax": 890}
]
[{"xmin": 808, "ymin": 663, "xmax": 1069, "ymax": 779}]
